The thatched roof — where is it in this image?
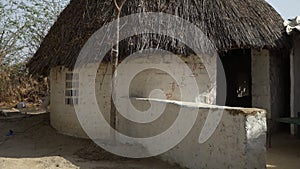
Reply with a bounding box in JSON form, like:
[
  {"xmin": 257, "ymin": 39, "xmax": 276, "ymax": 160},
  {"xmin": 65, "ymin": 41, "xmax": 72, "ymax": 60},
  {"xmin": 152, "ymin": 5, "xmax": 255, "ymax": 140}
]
[{"xmin": 28, "ymin": 0, "xmax": 287, "ymax": 75}]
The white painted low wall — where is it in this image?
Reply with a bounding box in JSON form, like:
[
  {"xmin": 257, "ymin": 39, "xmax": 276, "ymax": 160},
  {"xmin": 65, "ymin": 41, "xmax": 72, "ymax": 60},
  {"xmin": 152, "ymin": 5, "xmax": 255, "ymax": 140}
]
[{"xmin": 118, "ymin": 99, "xmax": 267, "ymax": 169}]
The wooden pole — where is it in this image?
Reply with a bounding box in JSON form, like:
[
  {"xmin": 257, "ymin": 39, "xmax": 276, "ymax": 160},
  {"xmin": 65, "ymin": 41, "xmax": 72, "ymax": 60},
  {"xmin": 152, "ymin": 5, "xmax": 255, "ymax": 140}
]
[{"xmin": 110, "ymin": 0, "xmax": 126, "ymax": 141}]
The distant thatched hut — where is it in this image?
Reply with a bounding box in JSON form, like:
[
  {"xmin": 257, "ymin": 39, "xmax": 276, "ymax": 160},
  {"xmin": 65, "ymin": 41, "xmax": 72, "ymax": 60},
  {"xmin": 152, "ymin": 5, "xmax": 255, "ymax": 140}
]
[{"xmin": 28, "ymin": 0, "xmax": 289, "ymax": 138}]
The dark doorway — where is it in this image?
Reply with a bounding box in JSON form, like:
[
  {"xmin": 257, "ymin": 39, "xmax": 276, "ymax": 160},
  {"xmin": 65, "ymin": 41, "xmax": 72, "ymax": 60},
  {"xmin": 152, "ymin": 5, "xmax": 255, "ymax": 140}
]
[{"xmin": 218, "ymin": 49, "xmax": 252, "ymax": 107}]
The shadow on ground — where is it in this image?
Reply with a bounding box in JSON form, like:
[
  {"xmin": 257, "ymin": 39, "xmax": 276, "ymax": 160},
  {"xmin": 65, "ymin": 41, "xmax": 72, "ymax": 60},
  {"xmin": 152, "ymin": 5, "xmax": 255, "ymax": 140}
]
[{"xmin": 0, "ymin": 113, "xmax": 182, "ymax": 169}]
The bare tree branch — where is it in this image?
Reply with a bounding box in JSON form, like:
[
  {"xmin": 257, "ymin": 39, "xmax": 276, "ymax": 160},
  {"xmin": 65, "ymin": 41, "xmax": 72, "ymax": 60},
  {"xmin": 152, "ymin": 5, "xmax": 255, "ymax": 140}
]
[{"xmin": 113, "ymin": 0, "xmax": 126, "ymax": 12}]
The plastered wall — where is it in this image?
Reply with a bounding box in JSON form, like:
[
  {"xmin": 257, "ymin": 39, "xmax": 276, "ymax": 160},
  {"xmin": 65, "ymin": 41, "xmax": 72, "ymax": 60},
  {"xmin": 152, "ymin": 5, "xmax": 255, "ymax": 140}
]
[
  {"xmin": 49, "ymin": 54, "xmax": 267, "ymax": 168},
  {"xmin": 49, "ymin": 54, "xmax": 215, "ymax": 138},
  {"xmin": 251, "ymin": 49, "xmax": 271, "ymax": 116},
  {"xmin": 118, "ymin": 99, "xmax": 267, "ymax": 169}
]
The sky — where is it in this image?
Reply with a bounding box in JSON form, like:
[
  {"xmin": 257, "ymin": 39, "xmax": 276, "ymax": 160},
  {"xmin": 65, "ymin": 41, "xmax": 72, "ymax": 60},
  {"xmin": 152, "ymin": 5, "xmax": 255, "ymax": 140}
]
[{"xmin": 266, "ymin": 0, "xmax": 300, "ymax": 19}]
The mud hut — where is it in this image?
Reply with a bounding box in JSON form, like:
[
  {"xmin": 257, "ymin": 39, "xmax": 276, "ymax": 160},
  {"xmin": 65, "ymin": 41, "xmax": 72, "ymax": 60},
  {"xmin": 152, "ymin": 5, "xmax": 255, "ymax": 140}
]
[{"xmin": 28, "ymin": 0, "xmax": 289, "ymax": 138}]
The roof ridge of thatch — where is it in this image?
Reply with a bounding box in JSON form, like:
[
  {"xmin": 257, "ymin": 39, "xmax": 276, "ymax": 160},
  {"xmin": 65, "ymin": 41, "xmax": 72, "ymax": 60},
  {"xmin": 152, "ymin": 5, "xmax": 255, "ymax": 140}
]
[{"xmin": 28, "ymin": 0, "xmax": 288, "ymax": 76}]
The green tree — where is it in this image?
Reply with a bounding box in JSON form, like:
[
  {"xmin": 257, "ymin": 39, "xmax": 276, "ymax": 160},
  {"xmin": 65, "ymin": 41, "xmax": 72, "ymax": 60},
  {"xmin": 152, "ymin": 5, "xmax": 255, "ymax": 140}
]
[
  {"xmin": 0, "ymin": 0, "xmax": 68, "ymax": 104},
  {"xmin": 0, "ymin": 0, "xmax": 69, "ymax": 67}
]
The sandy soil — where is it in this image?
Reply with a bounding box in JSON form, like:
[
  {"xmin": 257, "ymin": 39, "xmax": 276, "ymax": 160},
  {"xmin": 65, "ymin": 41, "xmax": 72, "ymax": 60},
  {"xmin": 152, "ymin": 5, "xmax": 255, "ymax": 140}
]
[
  {"xmin": 267, "ymin": 132, "xmax": 300, "ymax": 169},
  {"xmin": 0, "ymin": 112, "xmax": 182, "ymax": 169},
  {"xmin": 2, "ymin": 109, "xmax": 299, "ymax": 169}
]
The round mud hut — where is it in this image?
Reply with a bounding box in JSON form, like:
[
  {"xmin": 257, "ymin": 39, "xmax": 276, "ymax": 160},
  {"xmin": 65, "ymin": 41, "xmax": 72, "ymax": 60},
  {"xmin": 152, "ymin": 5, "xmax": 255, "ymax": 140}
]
[{"xmin": 28, "ymin": 0, "xmax": 289, "ymax": 138}]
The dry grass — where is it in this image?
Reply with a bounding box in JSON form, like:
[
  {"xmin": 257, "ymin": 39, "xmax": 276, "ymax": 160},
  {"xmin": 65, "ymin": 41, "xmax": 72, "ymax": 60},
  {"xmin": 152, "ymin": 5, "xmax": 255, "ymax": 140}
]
[{"xmin": 0, "ymin": 67, "xmax": 48, "ymax": 106}]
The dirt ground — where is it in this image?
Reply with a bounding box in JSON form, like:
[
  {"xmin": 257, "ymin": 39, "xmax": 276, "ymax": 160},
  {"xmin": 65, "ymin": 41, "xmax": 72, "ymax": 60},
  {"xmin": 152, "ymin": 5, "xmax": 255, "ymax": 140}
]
[
  {"xmin": 2, "ymin": 109, "xmax": 300, "ymax": 169},
  {"xmin": 0, "ymin": 112, "xmax": 182, "ymax": 169},
  {"xmin": 267, "ymin": 132, "xmax": 300, "ymax": 169}
]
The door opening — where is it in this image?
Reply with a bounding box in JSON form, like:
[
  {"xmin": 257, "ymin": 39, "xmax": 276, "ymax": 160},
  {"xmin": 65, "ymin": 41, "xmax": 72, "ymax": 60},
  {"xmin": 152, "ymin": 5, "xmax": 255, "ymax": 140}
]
[{"xmin": 218, "ymin": 49, "xmax": 252, "ymax": 107}]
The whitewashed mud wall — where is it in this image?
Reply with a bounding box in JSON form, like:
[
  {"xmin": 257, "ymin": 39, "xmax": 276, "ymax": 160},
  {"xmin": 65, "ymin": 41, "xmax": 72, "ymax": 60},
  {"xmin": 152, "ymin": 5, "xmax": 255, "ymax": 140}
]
[
  {"xmin": 118, "ymin": 99, "xmax": 267, "ymax": 169},
  {"xmin": 49, "ymin": 67, "xmax": 88, "ymax": 138},
  {"xmin": 49, "ymin": 54, "xmax": 215, "ymax": 138},
  {"xmin": 252, "ymin": 49, "xmax": 290, "ymax": 132},
  {"xmin": 252, "ymin": 49, "xmax": 284, "ymax": 132},
  {"xmin": 251, "ymin": 49, "xmax": 271, "ymax": 116},
  {"xmin": 49, "ymin": 54, "xmax": 267, "ymax": 169}
]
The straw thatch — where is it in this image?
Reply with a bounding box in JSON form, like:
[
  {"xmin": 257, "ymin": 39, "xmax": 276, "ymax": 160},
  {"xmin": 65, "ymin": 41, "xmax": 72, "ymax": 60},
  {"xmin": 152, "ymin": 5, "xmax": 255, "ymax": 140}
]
[{"xmin": 28, "ymin": 0, "xmax": 287, "ymax": 75}]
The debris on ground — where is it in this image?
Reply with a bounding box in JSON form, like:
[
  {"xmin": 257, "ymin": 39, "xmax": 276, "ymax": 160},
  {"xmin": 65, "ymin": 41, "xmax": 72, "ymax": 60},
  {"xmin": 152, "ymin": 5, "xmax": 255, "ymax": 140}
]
[
  {"xmin": 15, "ymin": 102, "xmax": 26, "ymax": 109},
  {"xmin": 5, "ymin": 130, "xmax": 14, "ymax": 137}
]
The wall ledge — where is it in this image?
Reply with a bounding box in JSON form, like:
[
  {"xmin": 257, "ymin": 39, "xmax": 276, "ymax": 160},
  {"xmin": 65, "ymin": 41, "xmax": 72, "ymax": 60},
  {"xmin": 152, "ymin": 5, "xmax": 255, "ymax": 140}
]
[{"xmin": 133, "ymin": 97, "xmax": 266, "ymax": 116}]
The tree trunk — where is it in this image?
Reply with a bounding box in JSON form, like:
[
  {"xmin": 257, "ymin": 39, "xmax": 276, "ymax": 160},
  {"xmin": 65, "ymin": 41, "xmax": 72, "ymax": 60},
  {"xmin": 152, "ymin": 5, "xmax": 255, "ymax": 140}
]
[{"xmin": 110, "ymin": 0, "xmax": 126, "ymax": 141}]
